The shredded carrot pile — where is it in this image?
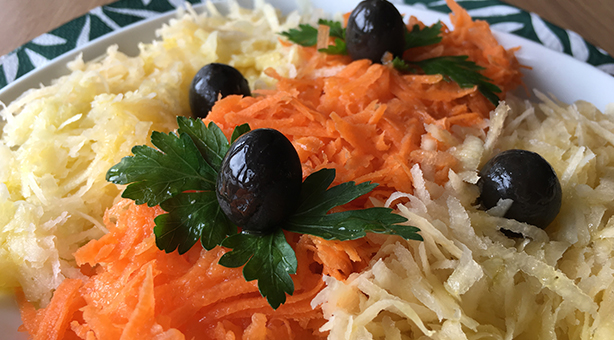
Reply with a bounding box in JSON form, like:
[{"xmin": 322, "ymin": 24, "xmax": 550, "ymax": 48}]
[
  {"xmin": 18, "ymin": 200, "xmax": 380, "ymax": 339},
  {"xmin": 17, "ymin": 1, "xmax": 522, "ymax": 339},
  {"xmin": 206, "ymin": 0, "xmax": 522, "ymax": 200}
]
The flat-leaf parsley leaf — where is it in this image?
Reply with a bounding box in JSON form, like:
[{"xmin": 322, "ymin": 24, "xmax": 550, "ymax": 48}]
[
  {"xmin": 405, "ymin": 21, "xmax": 443, "ymax": 49},
  {"xmin": 285, "ymin": 169, "xmax": 422, "ymax": 241},
  {"xmin": 154, "ymin": 191, "xmax": 235, "ymax": 253},
  {"xmin": 293, "ymin": 168, "xmax": 376, "ymax": 216},
  {"xmin": 279, "ymin": 23, "xmax": 318, "ymax": 46},
  {"xmin": 176, "ymin": 116, "xmax": 231, "ymax": 171},
  {"xmin": 280, "ymin": 19, "xmax": 348, "ymax": 54},
  {"xmin": 219, "ymin": 229, "xmax": 297, "ymax": 309},
  {"xmin": 230, "ymin": 123, "xmax": 251, "ymax": 143},
  {"xmin": 106, "ymin": 131, "xmax": 217, "ymax": 207},
  {"xmin": 319, "ymin": 19, "xmax": 345, "ymax": 40},
  {"xmin": 417, "ymin": 56, "xmax": 502, "ymax": 105},
  {"xmin": 318, "ymin": 38, "xmax": 347, "ymax": 55}
]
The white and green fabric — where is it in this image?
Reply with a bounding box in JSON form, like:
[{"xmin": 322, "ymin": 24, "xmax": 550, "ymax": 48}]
[{"xmin": 1, "ymin": 0, "xmax": 613, "ymax": 90}]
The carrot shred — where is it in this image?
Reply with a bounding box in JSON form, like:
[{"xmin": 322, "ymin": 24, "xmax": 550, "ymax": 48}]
[
  {"xmin": 17, "ymin": 1, "xmax": 522, "ymax": 339},
  {"xmin": 17, "ymin": 279, "xmax": 84, "ymax": 340}
]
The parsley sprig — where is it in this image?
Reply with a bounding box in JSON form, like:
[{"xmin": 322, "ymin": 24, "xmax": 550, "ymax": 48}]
[
  {"xmin": 281, "ymin": 19, "xmax": 348, "ymax": 55},
  {"xmin": 404, "ymin": 22, "xmax": 443, "ymax": 49},
  {"xmin": 219, "ymin": 230, "xmax": 297, "ymax": 309},
  {"xmin": 105, "ymin": 131, "xmax": 218, "ymax": 207},
  {"xmin": 285, "ymin": 168, "xmax": 419, "ymax": 240},
  {"xmin": 417, "ymin": 56, "xmax": 502, "ymax": 105},
  {"xmin": 280, "ymin": 19, "xmax": 501, "ymax": 105},
  {"xmin": 107, "ymin": 117, "xmax": 422, "ymax": 309},
  {"xmin": 279, "ymin": 23, "xmax": 318, "ymax": 46}
]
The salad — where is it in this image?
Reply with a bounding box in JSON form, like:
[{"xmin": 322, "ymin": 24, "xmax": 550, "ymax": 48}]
[{"xmin": 1, "ymin": 0, "xmax": 613, "ymax": 339}]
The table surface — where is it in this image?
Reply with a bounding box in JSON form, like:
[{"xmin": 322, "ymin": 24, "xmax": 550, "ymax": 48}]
[{"xmin": 1, "ymin": 0, "xmax": 613, "ymax": 58}]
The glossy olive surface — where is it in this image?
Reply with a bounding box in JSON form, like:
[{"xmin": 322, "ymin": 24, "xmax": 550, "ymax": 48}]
[
  {"xmin": 216, "ymin": 128, "xmax": 303, "ymax": 235},
  {"xmin": 478, "ymin": 149, "xmax": 562, "ymax": 230},
  {"xmin": 345, "ymin": 0, "xmax": 406, "ymax": 63},
  {"xmin": 188, "ymin": 63, "xmax": 251, "ymax": 118}
]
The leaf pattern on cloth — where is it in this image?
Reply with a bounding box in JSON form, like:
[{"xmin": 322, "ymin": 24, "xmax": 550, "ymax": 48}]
[
  {"xmin": 567, "ymin": 29, "xmax": 589, "ymax": 62},
  {"xmin": 466, "ymin": 5, "xmax": 522, "ymax": 17},
  {"xmin": 531, "ymin": 12, "xmax": 564, "ymax": 53},
  {"xmin": 489, "ymin": 21, "xmax": 524, "ymax": 33},
  {"xmin": 30, "ymin": 34, "xmax": 68, "ymax": 46},
  {"xmin": 0, "ymin": 0, "xmax": 613, "ymax": 90}
]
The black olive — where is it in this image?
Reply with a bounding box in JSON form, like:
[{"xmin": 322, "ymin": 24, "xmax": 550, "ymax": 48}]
[
  {"xmin": 345, "ymin": 0, "xmax": 406, "ymax": 63},
  {"xmin": 216, "ymin": 128, "xmax": 303, "ymax": 235},
  {"xmin": 478, "ymin": 149, "xmax": 562, "ymax": 231},
  {"xmin": 188, "ymin": 63, "xmax": 251, "ymax": 118}
]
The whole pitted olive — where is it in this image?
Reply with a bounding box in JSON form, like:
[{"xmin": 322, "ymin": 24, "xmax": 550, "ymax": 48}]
[
  {"xmin": 216, "ymin": 128, "xmax": 303, "ymax": 235},
  {"xmin": 345, "ymin": 0, "xmax": 406, "ymax": 63},
  {"xmin": 189, "ymin": 63, "xmax": 251, "ymax": 118},
  {"xmin": 478, "ymin": 149, "xmax": 562, "ymax": 231}
]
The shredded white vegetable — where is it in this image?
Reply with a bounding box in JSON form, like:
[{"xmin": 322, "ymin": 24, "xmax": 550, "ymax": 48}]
[{"xmin": 314, "ymin": 94, "xmax": 614, "ymax": 339}]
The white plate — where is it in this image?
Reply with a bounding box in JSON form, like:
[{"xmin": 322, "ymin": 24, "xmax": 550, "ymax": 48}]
[{"xmin": 1, "ymin": 1, "xmax": 613, "ymax": 339}]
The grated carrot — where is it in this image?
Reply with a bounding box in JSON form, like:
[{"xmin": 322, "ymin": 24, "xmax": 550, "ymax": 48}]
[
  {"xmin": 18, "ymin": 200, "xmax": 379, "ymax": 339},
  {"xmin": 206, "ymin": 0, "xmax": 521, "ymax": 200}
]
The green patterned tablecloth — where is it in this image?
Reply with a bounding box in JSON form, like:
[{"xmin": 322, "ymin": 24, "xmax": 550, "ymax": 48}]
[{"xmin": 1, "ymin": 0, "xmax": 613, "ymax": 90}]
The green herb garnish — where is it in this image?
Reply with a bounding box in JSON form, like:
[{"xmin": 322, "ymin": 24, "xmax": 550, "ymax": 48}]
[
  {"xmin": 279, "ymin": 19, "xmax": 346, "ymax": 50},
  {"xmin": 105, "ymin": 130, "xmax": 217, "ymax": 207},
  {"xmin": 317, "ymin": 19, "xmax": 348, "ymax": 55},
  {"xmin": 391, "ymin": 56, "xmax": 414, "ymax": 72},
  {"xmin": 279, "ymin": 18, "xmax": 501, "ymax": 105},
  {"xmin": 319, "ymin": 19, "xmax": 345, "ymax": 40},
  {"xmin": 416, "ymin": 56, "xmax": 502, "ymax": 105},
  {"xmin": 219, "ymin": 230, "xmax": 297, "ymax": 309},
  {"xmin": 155, "ymin": 191, "xmax": 235, "ymax": 252},
  {"xmin": 318, "ymin": 38, "xmax": 348, "ymax": 55},
  {"xmin": 405, "ymin": 21, "xmax": 443, "ymax": 49},
  {"xmin": 285, "ymin": 168, "xmax": 421, "ymax": 241},
  {"xmin": 279, "ymin": 23, "xmax": 319, "ymax": 46},
  {"xmin": 107, "ymin": 117, "xmax": 422, "ymax": 309}
]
